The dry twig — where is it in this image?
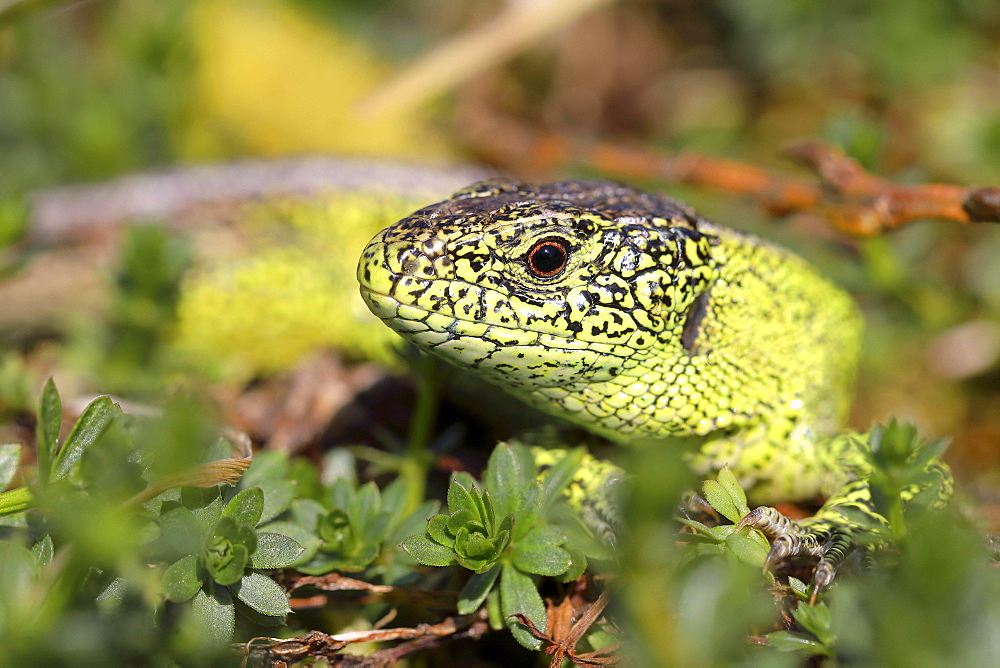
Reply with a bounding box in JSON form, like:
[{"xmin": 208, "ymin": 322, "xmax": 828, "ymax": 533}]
[
  {"xmin": 284, "ymin": 572, "xmax": 456, "ymax": 610},
  {"xmin": 466, "ymin": 120, "xmax": 1000, "ymax": 237},
  {"xmin": 242, "ymin": 610, "xmax": 489, "ymax": 666},
  {"xmin": 514, "ymin": 589, "xmax": 621, "ymax": 667}
]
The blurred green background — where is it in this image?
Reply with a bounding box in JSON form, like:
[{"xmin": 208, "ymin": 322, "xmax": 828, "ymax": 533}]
[{"xmin": 2, "ymin": 0, "xmax": 1000, "ymax": 664}]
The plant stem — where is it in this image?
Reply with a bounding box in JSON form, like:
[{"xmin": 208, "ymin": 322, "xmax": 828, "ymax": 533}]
[
  {"xmin": 0, "ymin": 486, "xmax": 33, "ymax": 516},
  {"xmin": 402, "ymin": 354, "xmax": 441, "ymax": 513}
]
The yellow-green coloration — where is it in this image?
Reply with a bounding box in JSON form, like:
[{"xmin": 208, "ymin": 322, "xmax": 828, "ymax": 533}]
[
  {"xmin": 358, "ymin": 179, "xmax": 860, "ymax": 503},
  {"xmin": 357, "ymin": 178, "xmax": 951, "ymax": 586},
  {"xmin": 531, "ymin": 445, "xmax": 624, "ymax": 542},
  {"xmin": 176, "ymin": 192, "xmax": 425, "ymax": 376}
]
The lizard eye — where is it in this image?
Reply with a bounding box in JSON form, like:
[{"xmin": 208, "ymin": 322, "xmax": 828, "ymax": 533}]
[{"xmin": 525, "ymin": 238, "xmax": 570, "ymax": 277}]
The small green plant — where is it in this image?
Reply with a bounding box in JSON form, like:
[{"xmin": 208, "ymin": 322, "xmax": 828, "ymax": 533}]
[
  {"xmin": 158, "ymin": 486, "xmax": 304, "ymax": 641},
  {"xmin": 676, "ymin": 467, "xmax": 772, "ymax": 572},
  {"xmin": 401, "ymin": 443, "xmax": 603, "ymax": 649},
  {"xmin": 0, "ymin": 381, "xmax": 308, "ymax": 660},
  {"xmin": 286, "ymin": 477, "xmax": 437, "ymax": 575},
  {"xmin": 767, "ymin": 583, "xmax": 837, "ymax": 658},
  {"xmin": 68, "ymin": 224, "xmax": 192, "ymax": 395}
]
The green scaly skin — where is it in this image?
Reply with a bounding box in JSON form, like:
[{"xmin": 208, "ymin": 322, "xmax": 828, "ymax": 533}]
[{"xmin": 356, "ymin": 178, "xmax": 951, "ymax": 588}]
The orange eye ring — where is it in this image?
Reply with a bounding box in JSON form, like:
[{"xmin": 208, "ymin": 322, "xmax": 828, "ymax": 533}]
[{"xmin": 526, "ymin": 238, "xmax": 570, "ymax": 277}]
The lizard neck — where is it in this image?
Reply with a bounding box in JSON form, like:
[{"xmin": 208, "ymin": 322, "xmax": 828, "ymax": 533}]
[{"xmin": 526, "ymin": 223, "xmax": 862, "ymax": 444}]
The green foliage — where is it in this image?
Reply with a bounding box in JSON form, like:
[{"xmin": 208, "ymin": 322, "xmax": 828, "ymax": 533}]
[
  {"xmin": 0, "ymin": 382, "xmax": 995, "ymax": 665},
  {"xmin": 0, "ymin": 193, "xmax": 28, "ymax": 250},
  {"xmin": 401, "ymin": 442, "xmax": 602, "ymax": 650},
  {"xmin": 233, "ymin": 450, "xmax": 439, "ymax": 582},
  {"xmin": 864, "ymin": 419, "xmax": 951, "ymax": 534},
  {"xmin": 0, "ymin": 382, "xmax": 308, "ymax": 662},
  {"xmin": 71, "ymin": 224, "xmax": 192, "ymax": 395},
  {"xmin": 156, "ymin": 485, "xmax": 303, "ymax": 640},
  {"xmin": 677, "ymin": 468, "xmax": 772, "ymax": 572},
  {"xmin": 293, "ymin": 477, "xmax": 437, "ymax": 575},
  {"xmin": 0, "ymin": 354, "xmax": 33, "ymax": 418},
  {"xmin": 0, "ymin": 2, "xmax": 191, "ymax": 192}
]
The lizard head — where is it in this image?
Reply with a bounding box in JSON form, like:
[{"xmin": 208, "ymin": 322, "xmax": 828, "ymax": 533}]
[{"xmin": 357, "ymin": 178, "xmax": 719, "ymax": 400}]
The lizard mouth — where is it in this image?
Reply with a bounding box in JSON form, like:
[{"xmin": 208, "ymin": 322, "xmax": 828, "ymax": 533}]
[{"xmin": 358, "ymin": 284, "xmax": 631, "ymax": 385}]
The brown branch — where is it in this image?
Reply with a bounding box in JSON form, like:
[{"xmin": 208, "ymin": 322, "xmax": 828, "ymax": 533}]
[
  {"xmin": 284, "ymin": 572, "xmax": 457, "ymax": 610},
  {"xmin": 242, "ymin": 610, "xmax": 490, "ymax": 666},
  {"xmin": 583, "ymin": 139, "xmax": 1000, "ymax": 236},
  {"xmin": 464, "ymin": 118, "xmax": 1000, "ymax": 237}
]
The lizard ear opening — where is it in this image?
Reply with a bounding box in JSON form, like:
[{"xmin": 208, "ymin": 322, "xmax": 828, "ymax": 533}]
[{"xmin": 681, "ymin": 289, "xmax": 710, "ymax": 354}]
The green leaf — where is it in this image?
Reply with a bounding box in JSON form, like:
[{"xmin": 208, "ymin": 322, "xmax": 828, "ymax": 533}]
[
  {"xmin": 787, "ymin": 576, "xmax": 809, "ymax": 598},
  {"xmin": 792, "ymin": 599, "xmax": 833, "ymax": 643},
  {"xmin": 512, "ymin": 482, "xmax": 543, "ymax": 541},
  {"xmin": 182, "ymin": 487, "xmax": 225, "ymax": 535},
  {"xmin": 725, "ymin": 532, "xmax": 769, "ymax": 567},
  {"xmin": 512, "ymin": 526, "xmax": 571, "ymax": 576},
  {"xmin": 454, "ymin": 529, "xmax": 498, "ymax": 571},
  {"xmin": 209, "ymin": 542, "xmax": 249, "ymax": 586},
  {"xmin": 191, "ymin": 584, "xmax": 235, "ymax": 644},
  {"xmin": 351, "ymin": 482, "xmax": 382, "ymax": 533},
  {"xmin": 329, "ymin": 477, "xmax": 353, "ymax": 512},
  {"xmin": 231, "ymin": 570, "xmax": 290, "ymax": 617},
  {"xmin": 487, "ymin": 589, "xmax": 503, "ymax": 630},
  {"xmin": 380, "ymin": 477, "xmax": 408, "ymax": 516},
  {"xmin": 259, "ymin": 521, "xmax": 318, "ymax": 565},
  {"xmin": 233, "ymin": 520, "xmax": 259, "ymax": 553},
  {"xmin": 340, "ymin": 543, "xmax": 379, "ymax": 572},
  {"xmin": 486, "ymin": 443, "xmax": 535, "ymax": 517},
  {"xmin": 426, "ymin": 514, "xmax": 453, "ymax": 547},
  {"xmin": 447, "ymin": 508, "xmax": 482, "ymax": 536},
  {"xmin": 457, "ymin": 530, "xmax": 496, "ymax": 560},
  {"xmin": 703, "ymin": 476, "xmax": 743, "ymax": 524},
  {"xmin": 458, "ymin": 563, "xmax": 501, "ymax": 614},
  {"xmin": 400, "ymin": 533, "xmax": 457, "ymax": 567},
  {"xmin": 31, "ymin": 533, "xmax": 53, "ymax": 567},
  {"xmin": 539, "ymin": 447, "xmax": 584, "ymax": 510},
  {"xmin": 163, "ymin": 554, "xmax": 202, "ymax": 602},
  {"xmin": 223, "ymin": 486, "xmax": 264, "ymax": 528},
  {"xmin": 677, "ymin": 516, "xmax": 713, "ymax": 532},
  {"xmin": 159, "ymin": 502, "xmax": 205, "ymax": 556},
  {"xmin": 96, "ymin": 577, "xmax": 126, "ymax": 613},
  {"xmin": 250, "ymin": 532, "xmax": 304, "ymax": 569},
  {"xmin": 51, "ymin": 396, "xmax": 119, "ymax": 483},
  {"xmin": 512, "ymin": 543, "xmax": 572, "ymax": 577},
  {"xmin": 447, "ymin": 474, "xmax": 479, "ymax": 516},
  {"xmin": 256, "ymin": 478, "xmax": 295, "ymax": 524},
  {"xmin": 36, "ymin": 379, "xmax": 60, "ymax": 486},
  {"xmin": 517, "ymin": 524, "xmax": 566, "ymax": 549},
  {"xmin": 0, "ymin": 542, "xmax": 37, "ymax": 602},
  {"xmin": 318, "ymin": 509, "xmax": 350, "ymax": 545},
  {"xmin": 290, "ymin": 498, "xmax": 327, "ymax": 530},
  {"xmin": 239, "ymin": 450, "xmax": 288, "ymax": 487},
  {"xmin": 0, "ymin": 443, "xmax": 21, "ymax": 491},
  {"xmin": 716, "ymin": 467, "xmax": 750, "ymax": 515},
  {"xmin": 767, "ymin": 630, "xmax": 826, "ymax": 653},
  {"xmin": 584, "ymin": 627, "xmax": 620, "ymax": 654},
  {"xmin": 911, "ymin": 436, "xmax": 950, "ymax": 471},
  {"xmin": 560, "ymin": 542, "xmax": 588, "ymax": 583},
  {"xmin": 500, "ymin": 561, "xmax": 545, "ymax": 650},
  {"xmin": 478, "ymin": 489, "xmax": 496, "ymax": 535}
]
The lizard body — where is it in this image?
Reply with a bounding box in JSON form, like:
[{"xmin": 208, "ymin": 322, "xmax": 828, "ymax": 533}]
[{"xmin": 357, "ymin": 178, "xmax": 948, "ymax": 584}]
